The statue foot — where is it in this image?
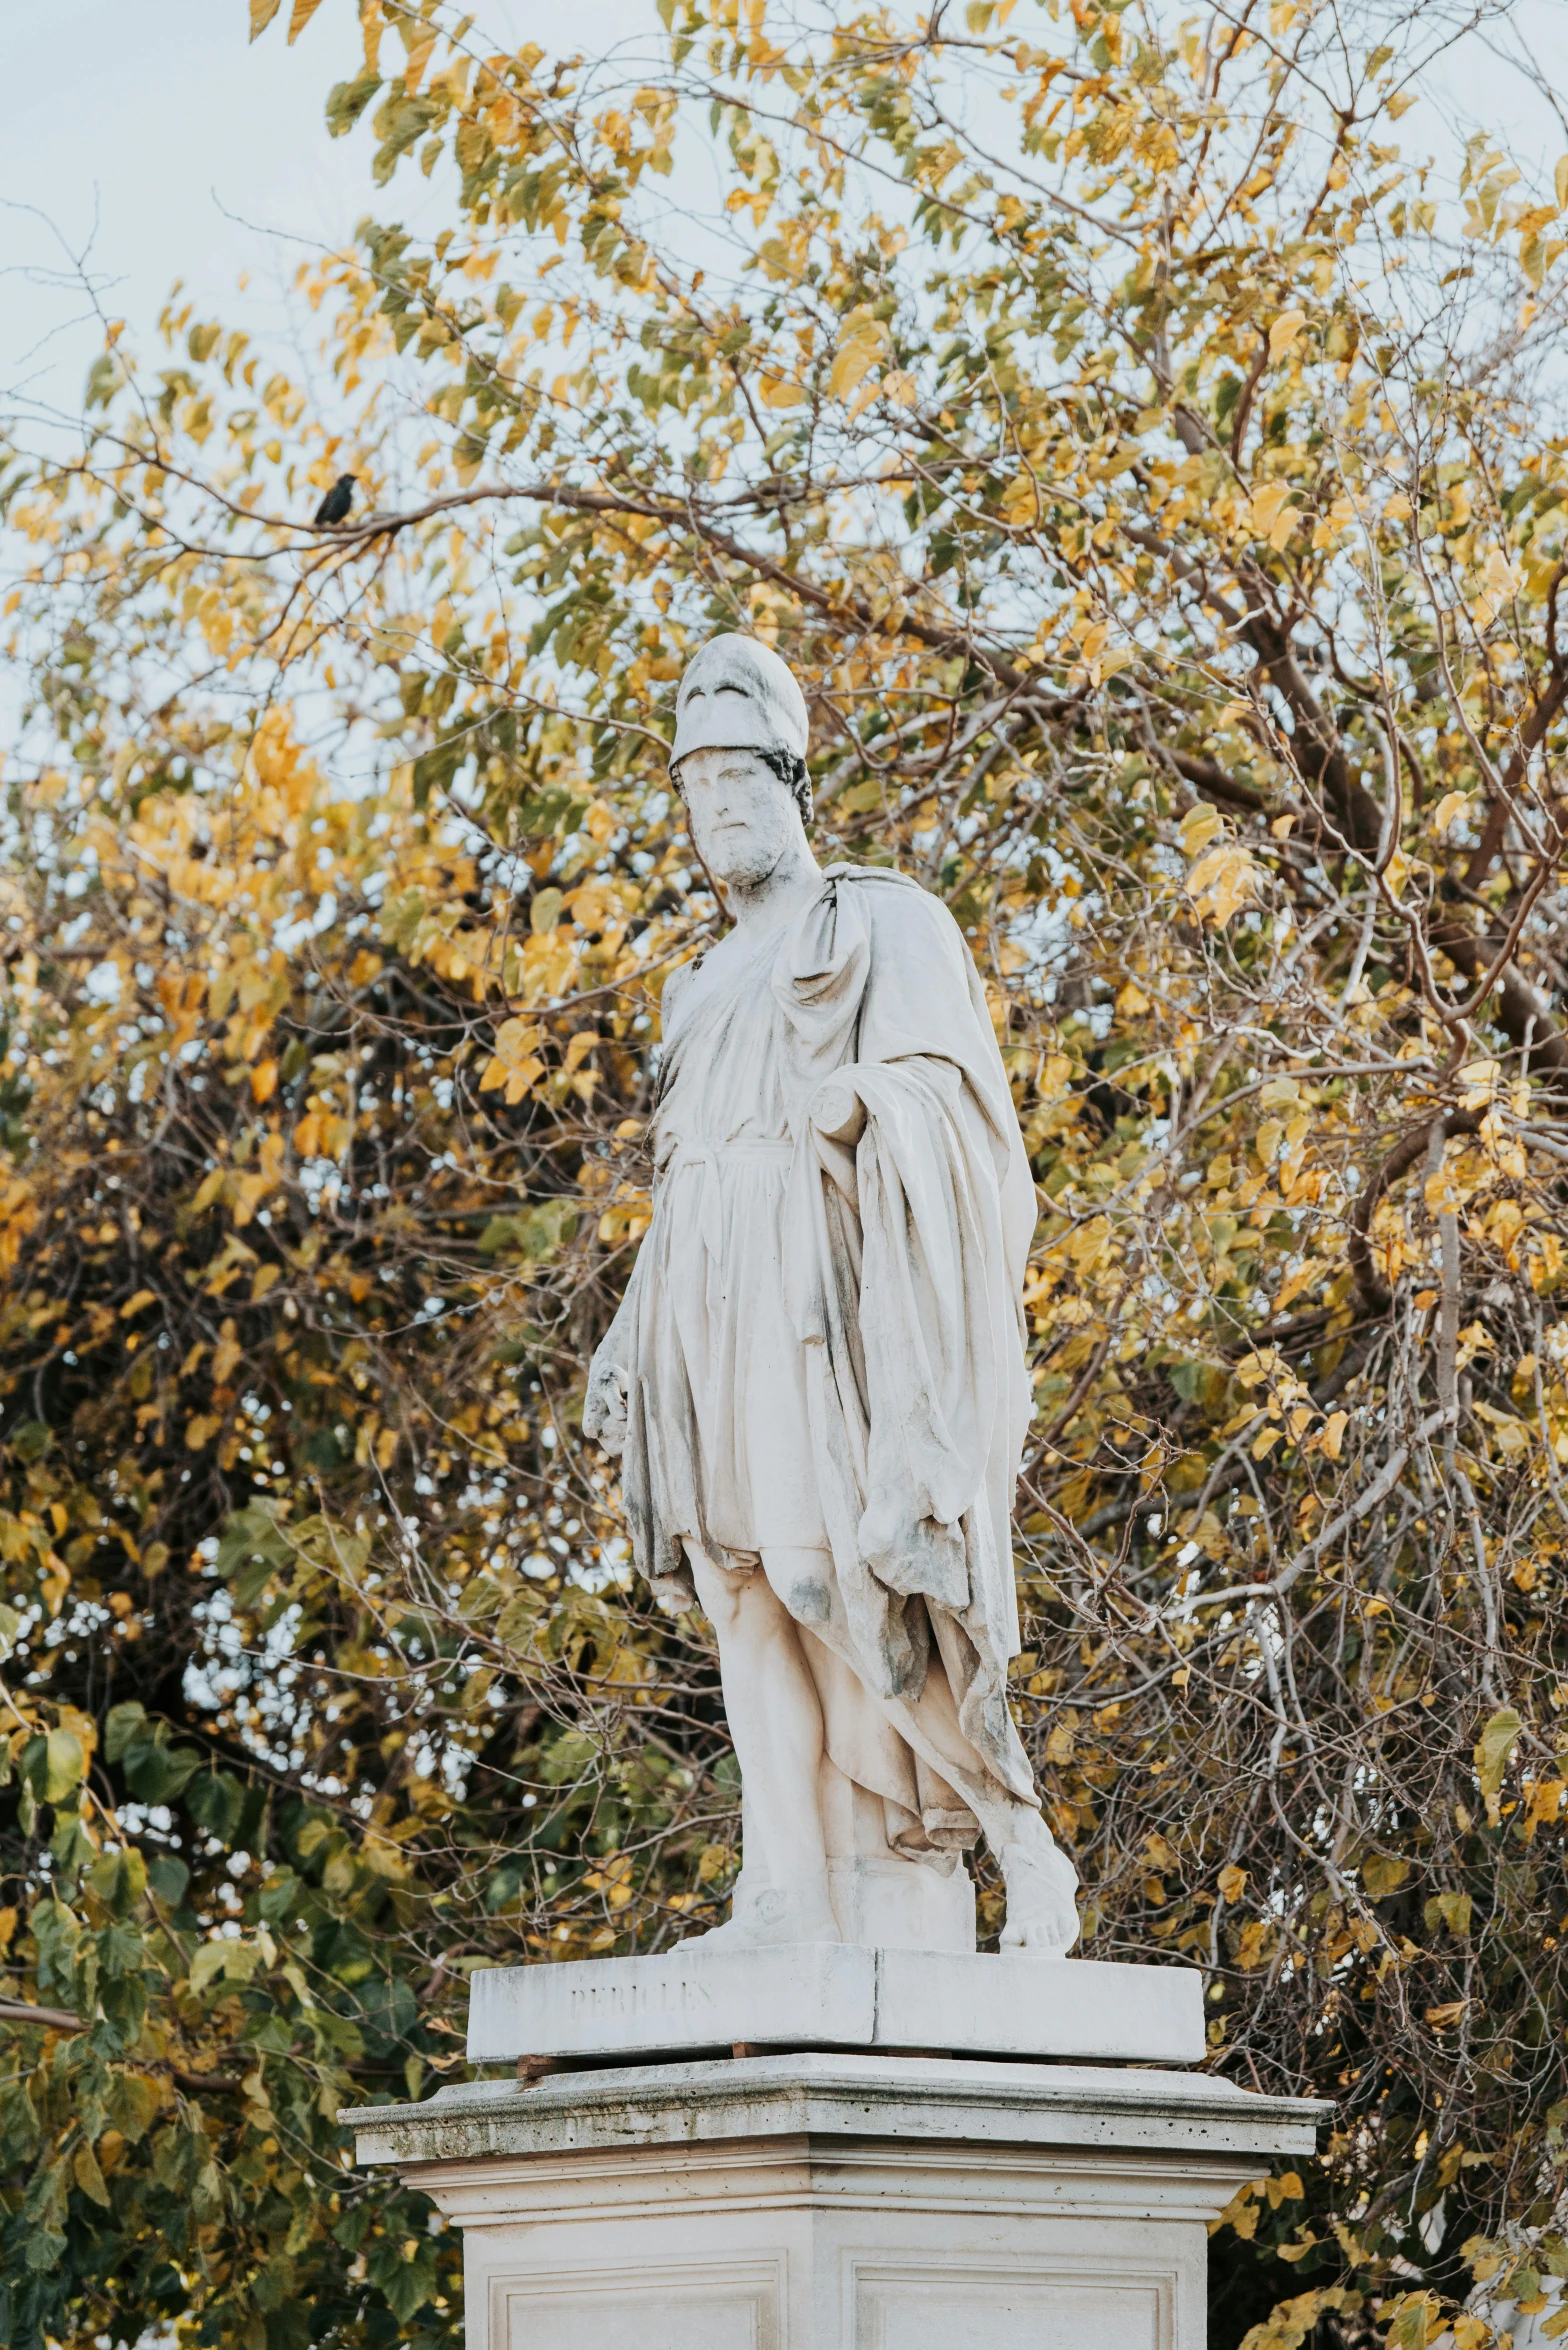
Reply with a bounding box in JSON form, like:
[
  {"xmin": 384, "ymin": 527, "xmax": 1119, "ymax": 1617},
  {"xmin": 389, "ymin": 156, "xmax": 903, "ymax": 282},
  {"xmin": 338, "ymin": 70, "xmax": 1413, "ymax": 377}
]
[
  {"xmin": 694, "ymin": 1882, "xmax": 841, "ymax": 1950},
  {"xmin": 998, "ymin": 1824, "xmax": 1080, "ymax": 1956}
]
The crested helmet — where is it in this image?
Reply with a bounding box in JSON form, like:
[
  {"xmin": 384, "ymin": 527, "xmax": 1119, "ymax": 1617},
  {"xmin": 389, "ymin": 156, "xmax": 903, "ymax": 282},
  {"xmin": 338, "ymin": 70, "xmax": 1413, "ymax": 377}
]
[{"xmin": 670, "ymin": 633, "xmax": 810, "ymax": 772}]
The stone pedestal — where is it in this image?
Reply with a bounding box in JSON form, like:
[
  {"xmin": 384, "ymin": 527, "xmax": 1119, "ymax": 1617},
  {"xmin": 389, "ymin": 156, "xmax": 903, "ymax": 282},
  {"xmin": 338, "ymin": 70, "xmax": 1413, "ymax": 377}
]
[
  {"xmin": 467, "ymin": 1942, "xmax": 1206, "ymax": 2069},
  {"xmin": 350, "ymin": 2043, "xmax": 1327, "ymax": 2349}
]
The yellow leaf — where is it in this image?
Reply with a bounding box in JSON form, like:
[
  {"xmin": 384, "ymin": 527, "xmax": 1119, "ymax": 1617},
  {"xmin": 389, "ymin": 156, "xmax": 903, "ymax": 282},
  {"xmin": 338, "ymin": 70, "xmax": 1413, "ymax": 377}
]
[
  {"xmin": 44, "ymin": 1728, "xmax": 85, "ymax": 1803},
  {"xmin": 1557, "ymin": 155, "xmax": 1568, "ymax": 213},
  {"xmin": 1474, "ymin": 1704, "xmax": 1521, "ymax": 1823},
  {"xmin": 1433, "ymin": 790, "xmax": 1470, "ymax": 835},
  {"xmin": 251, "ymin": 1264, "xmax": 281, "ymax": 1302},
  {"xmin": 248, "ymin": 0, "xmax": 282, "ymax": 35},
  {"xmin": 119, "ymin": 1289, "xmax": 157, "ymax": 1320},
  {"xmin": 185, "ymin": 1414, "xmax": 221, "ymax": 1452},
  {"xmin": 1234, "ymin": 1917, "xmax": 1274, "ymax": 1969},
  {"xmin": 250, "ymin": 1059, "xmax": 278, "ymax": 1105},
  {"xmin": 212, "ymin": 1320, "xmax": 242, "ymax": 1385},
  {"xmin": 1246, "ymin": 481, "xmax": 1295, "ymax": 543},
  {"xmin": 1271, "ymin": 1264, "xmax": 1316, "ymax": 1314},
  {"xmin": 1425, "ymin": 1999, "xmax": 1468, "ymax": 2028},
  {"xmin": 1188, "ymin": 840, "xmax": 1258, "ymax": 926},
  {"xmin": 1218, "ymin": 1863, "xmax": 1248, "ymax": 1902},
  {"xmin": 1524, "ymin": 1777, "xmax": 1566, "ymax": 1838},
  {"xmin": 828, "ymin": 323, "xmax": 885, "ymax": 400},
  {"xmin": 287, "ymin": 0, "xmax": 325, "ymax": 38},
  {"xmin": 1320, "ymin": 1410, "xmax": 1349, "ymax": 1462},
  {"xmin": 1268, "ymin": 308, "xmax": 1307, "ymax": 359},
  {"xmin": 1179, "ymin": 802, "xmax": 1223, "ymax": 857}
]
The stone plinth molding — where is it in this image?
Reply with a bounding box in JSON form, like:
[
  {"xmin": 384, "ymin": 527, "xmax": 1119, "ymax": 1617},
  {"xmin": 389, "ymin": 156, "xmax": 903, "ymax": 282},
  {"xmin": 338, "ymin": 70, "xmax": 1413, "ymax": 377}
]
[{"xmin": 349, "ymin": 2053, "xmax": 1329, "ymax": 2350}]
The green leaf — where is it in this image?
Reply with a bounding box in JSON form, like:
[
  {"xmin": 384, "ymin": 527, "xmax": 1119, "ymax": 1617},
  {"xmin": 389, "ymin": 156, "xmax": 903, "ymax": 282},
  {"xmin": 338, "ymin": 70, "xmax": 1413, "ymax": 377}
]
[
  {"xmin": 0, "ymin": 2081, "xmax": 40, "ymax": 2165},
  {"xmin": 147, "ymin": 1853, "xmax": 190, "ymax": 1908},
  {"xmin": 1475, "ymin": 1706, "xmax": 1522, "ymax": 1808},
  {"xmin": 327, "ymin": 71, "xmax": 382, "ymax": 138},
  {"xmin": 73, "ymin": 2138, "xmax": 112, "ymax": 2208},
  {"xmin": 43, "ymin": 1729, "xmax": 84, "ymax": 1804},
  {"xmin": 89, "ymin": 1845, "xmax": 147, "ymax": 1918},
  {"xmin": 106, "ymin": 2070, "xmax": 163, "ymax": 2145},
  {"xmin": 104, "ymin": 1701, "xmax": 148, "ymax": 1763}
]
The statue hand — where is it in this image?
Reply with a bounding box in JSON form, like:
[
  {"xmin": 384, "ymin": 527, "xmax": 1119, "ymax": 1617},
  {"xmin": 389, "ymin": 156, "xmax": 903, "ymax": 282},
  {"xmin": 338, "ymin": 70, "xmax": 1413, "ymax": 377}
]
[
  {"xmin": 584, "ymin": 1346, "xmax": 630, "ymax": 1455},
  {"xmin": 811, "ymin": 1076, "xmax": 864, "ymax": 1145}
]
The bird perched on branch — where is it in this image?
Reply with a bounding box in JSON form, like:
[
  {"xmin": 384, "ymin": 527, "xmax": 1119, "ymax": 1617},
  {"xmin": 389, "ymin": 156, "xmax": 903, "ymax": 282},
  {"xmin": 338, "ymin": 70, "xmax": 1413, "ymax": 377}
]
[{"xmin": 313, "ymin": 474, "xmax": 360, "ymax": 527}]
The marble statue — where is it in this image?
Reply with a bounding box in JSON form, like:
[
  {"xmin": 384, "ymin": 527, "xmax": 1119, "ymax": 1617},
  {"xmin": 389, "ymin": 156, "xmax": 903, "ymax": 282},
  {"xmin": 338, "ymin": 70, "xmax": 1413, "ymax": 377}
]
[{"xmin": 584, "ymin": 635, "xmax": 1079, "ymax": 1955}]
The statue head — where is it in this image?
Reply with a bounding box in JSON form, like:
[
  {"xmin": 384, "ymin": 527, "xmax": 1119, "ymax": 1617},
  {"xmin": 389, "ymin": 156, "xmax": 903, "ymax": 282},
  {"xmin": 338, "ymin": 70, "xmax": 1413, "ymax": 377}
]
[
  {"xmin": 671, "ymin": 633, "xmax": 809, "ymax": 769},
  {"xmin": 671, "ymin": 634, "xmax": 811, "ymax": 811},
  {"xmin": 668, "ymin": 637, "xmax": 815, "ymax": 893}
]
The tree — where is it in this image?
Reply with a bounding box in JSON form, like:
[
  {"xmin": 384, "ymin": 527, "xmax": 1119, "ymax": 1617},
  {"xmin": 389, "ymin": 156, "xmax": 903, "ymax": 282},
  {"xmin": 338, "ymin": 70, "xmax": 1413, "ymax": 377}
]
[{"xmin": 2, "ymin": 0, "xmax": 1568, "ymax": 2343}]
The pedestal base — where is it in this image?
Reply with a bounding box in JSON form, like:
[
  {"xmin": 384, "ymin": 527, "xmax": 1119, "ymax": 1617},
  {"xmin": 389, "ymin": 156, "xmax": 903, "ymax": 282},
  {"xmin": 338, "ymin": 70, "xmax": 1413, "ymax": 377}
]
[
  {"xmin": 351, "ymin": 2055, "xmax": 1328, "ymax": 2350},
  {"xmin": 467, "ymin": 1943, "xmax": 1205, "ymax": 2067}
]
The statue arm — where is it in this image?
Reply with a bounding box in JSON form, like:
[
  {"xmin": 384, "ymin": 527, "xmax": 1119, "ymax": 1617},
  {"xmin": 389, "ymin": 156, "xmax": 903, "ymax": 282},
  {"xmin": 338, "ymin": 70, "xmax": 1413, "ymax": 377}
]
[{"xmin": 584, "ymin": 1243, "xmax": 646, "ymax": 1455}]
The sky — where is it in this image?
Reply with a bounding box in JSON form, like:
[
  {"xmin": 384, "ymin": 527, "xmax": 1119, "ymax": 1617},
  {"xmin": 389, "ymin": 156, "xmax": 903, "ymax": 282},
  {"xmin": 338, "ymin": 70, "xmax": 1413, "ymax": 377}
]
[
  {"xmin": 0, "ymin": 0, "xmax": 653, "ymax": 431},
  {"xmin": 1, "ymin": 0, "xmax": 1565, "ymax": 435}
]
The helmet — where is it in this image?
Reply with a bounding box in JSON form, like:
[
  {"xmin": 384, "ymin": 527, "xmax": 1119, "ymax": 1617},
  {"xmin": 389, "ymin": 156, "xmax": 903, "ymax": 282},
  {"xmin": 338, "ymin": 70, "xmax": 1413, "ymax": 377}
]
[{"xmin": 669, "ymin": 634, "xmax": 809, "ymax": 771}]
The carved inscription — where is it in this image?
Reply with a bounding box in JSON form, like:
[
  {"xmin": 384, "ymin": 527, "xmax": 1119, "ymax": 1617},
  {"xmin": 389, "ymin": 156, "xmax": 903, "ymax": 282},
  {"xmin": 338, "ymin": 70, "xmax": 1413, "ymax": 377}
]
[{"xmin": 565, "ymin": 1973, "xmax": 718, "ymax": 2019}]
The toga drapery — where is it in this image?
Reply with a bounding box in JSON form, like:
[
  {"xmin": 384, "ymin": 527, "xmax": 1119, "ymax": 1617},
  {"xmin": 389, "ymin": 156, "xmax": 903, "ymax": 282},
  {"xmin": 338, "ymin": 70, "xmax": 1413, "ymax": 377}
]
[{"xmin": 610, "ymin": 864, "xmax": 1041, "ymax": 1850}]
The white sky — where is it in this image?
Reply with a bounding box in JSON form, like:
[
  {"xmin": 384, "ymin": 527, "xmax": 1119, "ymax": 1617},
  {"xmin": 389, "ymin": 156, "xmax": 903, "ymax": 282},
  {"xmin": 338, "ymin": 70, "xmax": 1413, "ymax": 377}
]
[
  {"xmin": 0, "ymin": 0, "xmax": 1564, "ymax": 429},
  {"xmin": 0, "ymin": 0, "xmax": 652, "ymax": 425}
]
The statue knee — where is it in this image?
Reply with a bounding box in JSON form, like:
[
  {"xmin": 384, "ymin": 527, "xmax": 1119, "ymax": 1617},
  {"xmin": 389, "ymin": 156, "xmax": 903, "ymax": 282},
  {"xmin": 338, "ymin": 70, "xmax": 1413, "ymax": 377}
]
[
  {"xmin": 761, "ymin": 1547, "xmax": 834, "ymax": 1627},
  {"xmin": 686, "ymin": 1545, "xmax": 758, "ymax": 1638}
]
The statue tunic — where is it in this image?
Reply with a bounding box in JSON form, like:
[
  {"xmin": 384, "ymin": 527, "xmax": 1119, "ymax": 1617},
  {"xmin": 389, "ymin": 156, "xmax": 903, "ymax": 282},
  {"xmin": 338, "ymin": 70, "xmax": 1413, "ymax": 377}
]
[{"xmin": 613, "ymin": 864, "xmax": 1041, "ymax": 1835}]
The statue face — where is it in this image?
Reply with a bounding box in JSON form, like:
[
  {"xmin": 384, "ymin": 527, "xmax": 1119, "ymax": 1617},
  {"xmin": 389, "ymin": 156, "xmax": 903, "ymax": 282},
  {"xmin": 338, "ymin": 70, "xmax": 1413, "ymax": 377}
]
[{"xmin": 677, "ymin": 746, "xmax": 799, "ymax": 891}]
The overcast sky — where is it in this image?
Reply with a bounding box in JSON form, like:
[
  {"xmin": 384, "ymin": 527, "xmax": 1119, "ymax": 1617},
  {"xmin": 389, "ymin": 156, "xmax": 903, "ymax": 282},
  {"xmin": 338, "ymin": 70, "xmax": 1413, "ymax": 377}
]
[
  {"xmin": 0, "ymin": 0, "xmax": 653, "ymax": 428},
  {"xmin": 1, "ymin": 0, "xmax": 1564, "ymax": 434}
]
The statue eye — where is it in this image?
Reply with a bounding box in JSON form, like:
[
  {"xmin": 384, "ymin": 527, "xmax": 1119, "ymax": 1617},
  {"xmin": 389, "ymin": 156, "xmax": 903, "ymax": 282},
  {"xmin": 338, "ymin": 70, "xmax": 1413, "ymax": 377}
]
[{"xmin": 714, "ymin": 683, "xmax": 750, "ymax": 698}]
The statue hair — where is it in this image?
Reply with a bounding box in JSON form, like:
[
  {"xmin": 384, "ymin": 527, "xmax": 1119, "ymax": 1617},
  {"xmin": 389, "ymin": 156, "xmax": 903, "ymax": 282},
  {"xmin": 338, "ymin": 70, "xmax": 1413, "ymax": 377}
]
[{"xmin": 758, "ymin": 748, "xmax": 814, "ymax": 825}]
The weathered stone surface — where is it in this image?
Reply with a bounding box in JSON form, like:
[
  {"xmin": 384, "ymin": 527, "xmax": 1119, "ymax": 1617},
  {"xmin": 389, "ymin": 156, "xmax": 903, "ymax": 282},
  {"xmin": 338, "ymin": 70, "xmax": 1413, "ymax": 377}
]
[
  {"xmin": 582, "ymin": 652, "xmax": 1083, "ymax": 1956},
  {"xmin": 464, "ymin": 1942, "xmax": 1205, "ymax": 2067},
  {"xmin": 347, "ymin": 2055, "xmax": 1329, "ymax": 2349},
  {"xmin": 350, "ymin": 2049, "xmax": 1325, "ymax": 2171}
]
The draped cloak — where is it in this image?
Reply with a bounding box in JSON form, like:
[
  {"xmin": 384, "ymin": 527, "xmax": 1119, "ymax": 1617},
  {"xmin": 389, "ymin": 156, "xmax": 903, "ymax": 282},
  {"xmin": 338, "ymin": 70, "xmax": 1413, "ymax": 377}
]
[{"xmin": 611, "ymin": 865, "xmax": 1040, "ymax": 1853}]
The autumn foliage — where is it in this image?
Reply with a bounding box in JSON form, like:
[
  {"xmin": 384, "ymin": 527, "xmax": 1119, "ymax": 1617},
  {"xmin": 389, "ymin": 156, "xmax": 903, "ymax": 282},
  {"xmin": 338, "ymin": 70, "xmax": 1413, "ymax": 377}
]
[{"xmin": 2, "ymin": 1, "xmax": 1568, "ymax": 2345}]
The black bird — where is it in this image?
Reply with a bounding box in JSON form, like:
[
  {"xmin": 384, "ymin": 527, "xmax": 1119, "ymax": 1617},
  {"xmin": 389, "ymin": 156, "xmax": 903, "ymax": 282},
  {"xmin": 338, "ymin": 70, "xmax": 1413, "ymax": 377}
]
[{"xmin": 313, "ymin": 473, "xmax": 359, "ymax": 527}]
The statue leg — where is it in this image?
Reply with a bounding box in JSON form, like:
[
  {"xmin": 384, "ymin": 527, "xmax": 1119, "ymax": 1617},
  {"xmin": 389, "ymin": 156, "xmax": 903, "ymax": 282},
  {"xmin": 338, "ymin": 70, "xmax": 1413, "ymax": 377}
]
[
  {"xmin": 760, "ymin": 1546, "xmax": 1079, "ymax": 1956},
  {"xmin": 895, "ymin": 1646, "xmax": 1080, "ymax": 1956},
  {"xmin": 685, "ymin": 1543, "xmax": 841, "ymax": 1947}
]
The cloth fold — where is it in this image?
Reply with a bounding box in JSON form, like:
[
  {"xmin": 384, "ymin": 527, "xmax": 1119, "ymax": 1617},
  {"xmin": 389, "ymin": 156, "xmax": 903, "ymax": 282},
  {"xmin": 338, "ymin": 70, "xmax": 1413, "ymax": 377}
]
[{"xmin": 608, "ymin": 863, "xmax": 1040, "ymax": 1831}]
